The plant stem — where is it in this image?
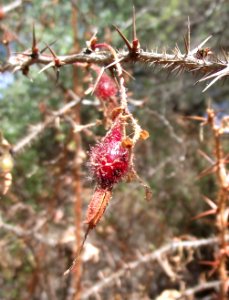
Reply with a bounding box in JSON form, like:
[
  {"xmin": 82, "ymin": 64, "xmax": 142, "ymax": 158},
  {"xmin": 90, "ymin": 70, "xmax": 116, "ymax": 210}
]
[{"xmin": 71, "ymin": 4, "xmax": 82, "ymax": 300}]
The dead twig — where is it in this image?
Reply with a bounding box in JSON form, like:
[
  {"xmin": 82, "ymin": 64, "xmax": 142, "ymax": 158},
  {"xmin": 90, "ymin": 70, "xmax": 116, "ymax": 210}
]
[
  {"xmin": 0, "ymin": 214, "xmax": 58, "ymax": 247},
  {"xmin": 147, "ymin": 109, "xmax": 183, "ymax": 144},
  {"xmin": 81, "ymin": 236, "xmax": 228, "ymax": 299},
  {"xmin": 12, "ymin": 96, "xmax": 81, "ymax": 154}
]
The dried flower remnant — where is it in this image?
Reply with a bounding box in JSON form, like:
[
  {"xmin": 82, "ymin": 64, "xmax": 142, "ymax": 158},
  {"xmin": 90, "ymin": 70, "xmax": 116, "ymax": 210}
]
[{"xmin": 86, "ymin": 187, "xmax": 112, "ymax": 228}]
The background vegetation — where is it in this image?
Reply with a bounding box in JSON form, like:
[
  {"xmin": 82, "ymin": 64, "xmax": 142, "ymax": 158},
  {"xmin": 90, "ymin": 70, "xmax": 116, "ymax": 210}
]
[{"xmin": 0, "ymin": 0, "xmax": 228, "ymax": 299}]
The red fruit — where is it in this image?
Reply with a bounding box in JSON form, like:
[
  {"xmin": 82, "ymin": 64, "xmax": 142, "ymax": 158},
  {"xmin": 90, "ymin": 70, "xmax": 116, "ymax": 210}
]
[
  {"xmin": 89, "ymin": 118, "xmax": 130, "ymax": 189},
  {"xmin": 94, "ymin": 71, "xmax": 117, "ymax": 101},
  {"xmin": 0, "ymin": 9, "xmax": 5, "ymax": 20}
]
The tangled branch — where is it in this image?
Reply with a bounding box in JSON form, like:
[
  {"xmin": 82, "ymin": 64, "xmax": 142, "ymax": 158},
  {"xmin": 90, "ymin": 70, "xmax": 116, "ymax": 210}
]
[{"xmin": 81, "ymin": 236, "xmax": 228, "ymax": 299}]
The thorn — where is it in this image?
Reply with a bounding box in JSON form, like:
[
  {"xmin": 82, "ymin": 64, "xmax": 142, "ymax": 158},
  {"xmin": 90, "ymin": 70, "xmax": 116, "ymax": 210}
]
[
  {"xmin": 132, "ymin": 6, "xmax": 137, "ymax": 41},
  {"xmin": 184, "ymin": 115, "xmax": 206, "ymax": 122},
  {"xmin": 199, "ymin": 260, "xmax": 219, "ymax": 277},
  {"xmin": 104, "ymin": 57, "xmax": 125, "ymax": 69},
  {"xmin": 221, "ymin": 47, "xmax": 228, "ymax": 63},
  {"xmin": 171, "ymin": 65, "xmax": 181, "ymax": 73},
  {"xmin": 183, "ymin": 17, "xmax": 191, "ymax": 55},
  {"xmin": 175, "ymin": 44, "xmax": 182, "ymax": 56},
  {"xmin": 200, "ymin": 260, "xmax": 218, "ymax": 266},
  {"xmin": 187, "ymin": 17, "xmax": 190, "ymax": 54},
  {"xmin": 122, "ymin": 68, "xmax": 135, "ymax": 80},
  {"xmin": 43, "ymin": 42, "xmax": 63, "ymax": 82},
  {"xmin": 191, "ymin": 209, "xmax": 216, "ymax": 220},
  {"xmin": 104, "ymin": 57, "xmax": 135, "ymax": 80},
  {"xmin": 197, "ymin": 165, "xmax": 217, "ymax": 179},
  {"xmin": 22, "ymin": 66, "xmax": 33, "ymax": 82},
  {"xmin": 38, "ymin": 61, "xmax": 55, "ymax": 74},
  {"xmin": 31, "ymin": 22, "xmax": 39, "ymax": 58},
  {"xmin": 202, "ymin": 195, "xmax": 217, "ymax": 210},
  {"xmin": 131, "ymin": 6, "xmax": 139, "ymax": 50},
  {"xmin": 195, "ymin": 72, "xmax": 212, "ymax": 85},
  {"xmin": 197, "ymin": 149, "xmax": 214, "ymax": 164},
  {"xmin": 113, "ymin": 25, "xmax": 132, "ymax": 52},
  {"xmin": 202, "ymin": 78, "xmax": 221, "ymax": 93},
  {"xmin": 183, "ymin": 35, "xmax": 188, "ymax": 56},
  {"xmin": 104, "ymin": 57, "xmax": 134, "ymax": 79},
  {"xmin": 197, "ymin": 35, "xmax": 212, "ymax": 50},
  {"xmin": 114, "ymin": 9, "xmax": 140, "ymax": 55},
  {"xmin": 40, "ymin": 40, "xmax": 57, "ymax": 54},
  {"xmin": 56, "ymin": 68, "xmax": 60, "ymax": 85},
  {"xmin": 207, "ymin": 100, "xmax": 212, "ymax": 111},
  {"xmin": 13, "ymin": 66, "xmax": 22, "ymax": 73},
  {"xmin": 32, "ymin": 22, "xmax": 36, "ymax": 50},
  {"xmin": 44, "ymin": 42, "xmax": 58, "ymax": 60},
  {"xmin": 191, "ymin": 36, "xmax": 212, "ymax": 55},
  {"xmin": 86, "ymin": 31, "xmax": 98, "ymax": 50},
  {"xmin": 91, "ymin": 66, "xmax": 105, "ymax": 95},
  {"xmin": 201, "ymin": 65, "xmax": 229, "ymax": 92},
  {"xmin": 199, "ymin": 260, "xmax": 219, "ymax": 272},
  {"xmin": 11, "ymin": 52, "xmax": 32, "ymax": 57}
]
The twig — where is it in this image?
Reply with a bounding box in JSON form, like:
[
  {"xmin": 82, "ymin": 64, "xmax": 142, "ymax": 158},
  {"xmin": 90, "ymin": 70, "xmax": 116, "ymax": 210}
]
[
  {"xmin": 12, "ymin": 97, "xmax": 81, "ymax": 154},
  {"xmin": 71, "ymin": 4, "xmax": 83, "ymax": 300},
  {"xmin": 147, "ymin": 109, "xmax": 183, "ymax": 144},
  {"xmin": 1, "ymin": 0, "xmax": 23, "ymax": 14},
  {"xmin": 2, "ymin": 24, "xmax": 228, "ymax": 92},
  {"xmin": 180, "ymin": 280, "xmax": 220, "ymax": 299},
  {"xmin": 5, "ymin": 48, "xmax": 226, "ymax": 75},
  {"xmin": 0, "ymin": 214, "xmax": 58, "ymax": 247},
  {"xmin": 81, "ymin": 236, "xmax": 229, "ymax": 299}
]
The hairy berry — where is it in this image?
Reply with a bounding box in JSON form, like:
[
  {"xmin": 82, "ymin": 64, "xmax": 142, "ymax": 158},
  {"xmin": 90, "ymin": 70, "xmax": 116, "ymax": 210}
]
[
  {"xmin": 94, "ymin": 71, "xmax": 117, "ymax": 101},
  {"xmin": 89, "ymin": 118, "xmax": 130, "ymax": 189}
]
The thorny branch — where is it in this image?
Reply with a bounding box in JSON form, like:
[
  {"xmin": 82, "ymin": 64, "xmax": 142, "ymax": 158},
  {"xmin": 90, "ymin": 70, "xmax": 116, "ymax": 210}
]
[
  {"xmin": 0, "ymin": 210, "xmax": 227, "ymax": 299},
  {"xmin": 81, "ymin": 237, "xmax": 229, "ymax": 299},
  {"xmin": 0, "ymin": 213, "xmax": 57, "ymax": 247},
  {"xmin": 189, "ymin": 107, "xmax": 229, "ymax": 298},
  {"xmin": 1, "ymin": 7, "xmax": 229, "ymax": 299},
  {"xmin": 4, "ymin": 48, "xmax": 228, "ymax": 77},
  {"xmin": 12, "ymin": 94, "xmax": 100, "ymax": 154},
  {"xmin": 2, "ymin": 20, "xmax": 228, "ymax": 92}
]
